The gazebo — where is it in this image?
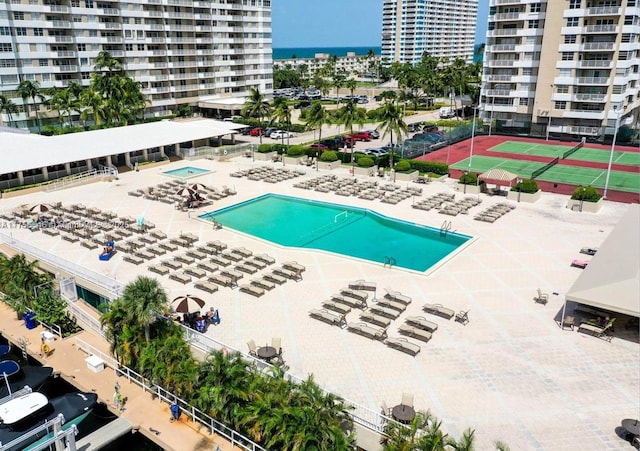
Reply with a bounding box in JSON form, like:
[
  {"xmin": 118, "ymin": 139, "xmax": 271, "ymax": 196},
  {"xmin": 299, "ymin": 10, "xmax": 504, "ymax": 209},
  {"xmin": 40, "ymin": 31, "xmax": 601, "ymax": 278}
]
[{"xmin": 478, "ymin": 168, "xmax": 519, "ymax": 187}]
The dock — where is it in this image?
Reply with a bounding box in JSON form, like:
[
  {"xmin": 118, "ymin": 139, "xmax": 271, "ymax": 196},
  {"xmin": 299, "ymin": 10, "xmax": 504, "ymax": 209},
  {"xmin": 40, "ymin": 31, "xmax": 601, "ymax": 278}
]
[{"xmin": 75, "ymin": 417, "xmax": 133, "ymax": 450}]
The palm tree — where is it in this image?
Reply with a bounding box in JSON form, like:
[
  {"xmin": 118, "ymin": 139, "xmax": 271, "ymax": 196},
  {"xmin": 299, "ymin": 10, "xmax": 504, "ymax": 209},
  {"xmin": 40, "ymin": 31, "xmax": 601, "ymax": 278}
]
[
  {"xmin": 17, "ymin": 79, "xmax": 45, "ymax": 133},
  {"xmin": 0, "ymin": 95, "xmax": 18, "ymax": 127},
  {"xmin": 94, "ymin": 50, "xmax": 123, "ymax": 75},
  {"xmin": 80, "ymin": 87, "xmax": 107, "ymax": 128},
  {"xmin": 494, "ymin": 441, "xmax": 510, "ymax": 451},
  {"xmin": 382, "ymin": 410, "xmax": 434, "ymax": 451},
  {"xmin": 242, "ymin": 87, "xmax": 271, "ymax": 144},
  {"xmin": 120, "ymin": 276, "xmax": 167, "ymax": 342},
  {"xmin": 332, "ymin": 70, "xmax": 347, "ymax": 101},
  {"xmin": 272, "ymin": 97, "xmax": 292, "ymax": 149},
  {"xmin": 346, "ymin": 78, "xmax": 357, "ymax": 98},
  {"xmin": 377, "ymin": 100, "xmax": 408, "ymax": 181},
  {"xmin": 47, "ymin": 88, "xmax": 75, "ymax": 127},
  {"xmin": 306, "ymin": 101, "xmax": 329, "ymax": 145},
  {"xmin": 337, "ymin": 100, "xmax": 366, "ymax": 174},
  {"xmin": 447, "ymin": 428, "xmax": 476, "ymax": 451}
]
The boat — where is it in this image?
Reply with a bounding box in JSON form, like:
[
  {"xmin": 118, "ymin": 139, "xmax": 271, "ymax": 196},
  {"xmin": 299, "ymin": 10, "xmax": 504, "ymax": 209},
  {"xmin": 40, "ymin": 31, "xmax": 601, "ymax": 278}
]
[
  {"xmin": 0, "ymin": 345, "xmax": 10, "ymax": 359},
  {"xmin": 0, "ymin": 360, "xmax": 53, "ymax": 398},
  {"xmin": 0, "ymin": 391, "xmax": 98, "ymax": 450}
]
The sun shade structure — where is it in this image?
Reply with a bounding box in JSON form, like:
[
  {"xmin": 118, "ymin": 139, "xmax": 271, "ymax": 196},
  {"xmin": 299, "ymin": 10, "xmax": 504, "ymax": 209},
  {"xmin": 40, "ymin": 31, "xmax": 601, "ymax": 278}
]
[
  {"xmin": 171, "ymin": 295, "xmax": 206, "ymax": 314},
  {"xmin": 565, "ymin": 205, "xmax": 640, "ymax": 318},
  {"xmin": 478, "ymin": 168, "xmax": 519, "ymax": 187}
]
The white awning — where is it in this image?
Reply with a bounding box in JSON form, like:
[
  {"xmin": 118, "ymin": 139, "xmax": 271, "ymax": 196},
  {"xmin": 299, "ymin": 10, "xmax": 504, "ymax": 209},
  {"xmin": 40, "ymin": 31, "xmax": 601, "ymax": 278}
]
[
  {"xmin": 0, "ymin": 119, "xmax": 245, "ymax": 174},
  {"xmin": 478, "ymin": 168, "xmax": 519, "ymax": 186},
  {"xmin": 565, "ymin": 205, "xmax": 640, "ymax": 317}
]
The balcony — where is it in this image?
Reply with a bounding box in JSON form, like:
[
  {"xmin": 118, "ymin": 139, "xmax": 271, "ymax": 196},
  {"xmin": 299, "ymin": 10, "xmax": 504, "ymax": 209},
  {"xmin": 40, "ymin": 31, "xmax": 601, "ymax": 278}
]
[
  {"xmin": 493, "ymin": 12, "xmax": 525, "ymax": 21},
  {"xmin": 583, "ymin": 24, "xmax": 618, "ymax": 33},
  {"xmin": 494, "ymin": 0, "xmax": 521, "ymax": 4},
  {"xmin": 484, "ymin": 74, "xmax": 516, "ymax": 82},
  {"xmin": 105, "ymin": 36, "xmax": 123, "ymax": 43},
  {"xmin": 581, "ymin": 42, "xmax": 615, "ymax": 51},
  {"xmin": 487, "ymin": 44, "xmax": 516, "ymax": 52},
  {"xmin": 578, "ymin": 60, "xmax": 612, "ymax": 68},
  {"xmin": 51, "ymin": 20, "xmax": 72, "ymax": 28},
  {"xmin": 489, "ymin": 29, "xmax": 519, "ymax": 37},
  {"xmin": 53, "ymin": 36, "xmax": 74, "ymax": 43},
  {"xmin": 575, "ymin": 77, "xmax": 610, "ymax": 85},
  {"xmin": 563, "ymin": 110, "xmax": 605, "ymax": 120},
  {"xmin": 586, "ymin": 6, "xmax": 620, "ymax": 16},
  {"xmin": 574, "ymin": 93, "xmax": 606, "ymax": 102},
  {"xmin": 487, "ymin": 60, "xmax": 517, "ymax": 67},
  {"xmin": 100, "ymin": 22, "xmax": 122, "ymax": 30},
  {"xmin": 53, "ymin": 65, "xmax": 78, "ymax": 72},
  {"xmin": 173, "ymin": 84, "xmax": 199, "ymax": 91},
  {"xmin": 102, "ymin": 8, "xmax": 119, "ymax": 15},
  {"xmin": 56, "ymin": 50, "xmax": 76, "ymax": 58},
  {"xmin": 45, "ymin": 5, "xmax": 70, "ymax": 13},
  {"xmin": 566, "ymin": 125, "xmax": 600, "ymax": 136},
  {"xmin": 485, "ymin": 89, "xmax": 513, "ymax": 97}
]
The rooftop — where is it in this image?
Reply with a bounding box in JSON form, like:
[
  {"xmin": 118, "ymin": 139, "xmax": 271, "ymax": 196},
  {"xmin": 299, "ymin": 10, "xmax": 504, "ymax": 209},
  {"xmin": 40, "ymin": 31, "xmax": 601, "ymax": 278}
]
[{"xmin": 0, "ymin": 158, "xmax": 638, "ymax": 449}]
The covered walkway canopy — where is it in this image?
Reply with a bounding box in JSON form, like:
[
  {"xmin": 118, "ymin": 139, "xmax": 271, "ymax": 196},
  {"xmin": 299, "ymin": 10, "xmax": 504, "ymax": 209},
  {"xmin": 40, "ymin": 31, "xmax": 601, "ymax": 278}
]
[
  {"xmin": 565, "ymin": 205, "xmax": 640, "ymax": 318},
  {"xmin": 478, "ymin": 168, "xmax": 519, "ymax": 187}
]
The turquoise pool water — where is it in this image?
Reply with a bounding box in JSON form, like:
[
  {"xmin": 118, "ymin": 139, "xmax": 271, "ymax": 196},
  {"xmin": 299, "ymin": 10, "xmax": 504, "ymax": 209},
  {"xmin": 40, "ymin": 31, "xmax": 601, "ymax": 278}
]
[
  {"xmin": 163, "ymin": 166, "xmax": 210, "ymax": 179},
  {"xmin": 200, "ymin": 194, "xmax": 471, "ymax": 272}
]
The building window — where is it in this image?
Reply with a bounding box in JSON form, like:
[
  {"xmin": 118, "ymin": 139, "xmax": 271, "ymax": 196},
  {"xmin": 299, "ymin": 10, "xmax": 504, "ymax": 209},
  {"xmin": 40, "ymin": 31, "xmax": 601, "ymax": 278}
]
[
  {"xmin": 33, "ymin": 28, "xmax": 44, "ymax": 36},
  {"xmin": 13, "ymin": 12, "xmax": 24, "ymax": 20},
  {"xmin": 137, "ymin": 44, "xmax": 145, "ymax": 50},
  {"xmin": 561, "ymin": 52, "xmax": 574, "ymax": 61},
  {"xmin": 39, "ymin": 58, "xmax": 48, "ymax": 66},
  {"xmin": 80, "ymin": 57, "xmax": 88, "ymax": 65},
  {"xmin": 82, "ymin": 72, "xmax": 90, "ymax": 79},
  {"xmin": 530, "ymin": 3, "xmax": 541, "ymax": 13},
  {"xmin": 0, "ymin": 43, "xmax": 13, "ymax": 52},
  {"xmin": 568, "ymin": 0, "xmax": 581, "ymax": 8},
  {"xmin": 528, "ymin": 20, "xmax": 540, "ymax": 29},
  {"xmin": 0, "ymin": 27, "xmax": 10, "ymax": 36},
  {"xmin": 559, "ymin": 68, "xmax": 571, "ymax": 77},
  {"xmin": 566, "ymin": 17, "xmax": 579, "ymax": 27},
  {"xmin": 77, "ymin": 43, "xmax": 86, "ymax": 51},
  {"xmin": 519, "ymin": 98, "xmax": 530, "ymax": 106},
  {"xmin": 71, "ymin": 0, "xmax": 79, "ymax": 6},
  {"xmin": 554, "ymin": 101, "xmax": 567, "ymax": 110},
  {"xmin": 557, "ymin": 85, "xmax": 569, "ymax": 94},
  {"xmin": 134, "ymin": 17, "xmax": 141, "ymax": 24},
  {"xmin": 89, "ymin": 30, "xmax": 97, "ymax": 37},
  {"xmin": 73, "ymin": 17, "xmax": 81, "ymax": 22},
  {"xmin": 85, "ymin": 0, "xmax": 94, "ymax": 7},
  {"xmin": 564, "ymin": 35, "xmax": 577, "ymax": 44},
  {"xmin": 15, "ymin": 27, "xmax": 26, "ymax": 36},
  {"xmin": 125, "ymin": 44, "xmax": 133, "ymax": 51}
]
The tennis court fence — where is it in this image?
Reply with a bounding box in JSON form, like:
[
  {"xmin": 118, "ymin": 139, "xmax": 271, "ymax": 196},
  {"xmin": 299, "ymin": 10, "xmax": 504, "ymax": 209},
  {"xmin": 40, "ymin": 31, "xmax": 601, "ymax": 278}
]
[
  {"xmin": 562, "ymin": 141, "xmax": 584, "ymax": 159},
  {"xmin": 531, "ymin": 157, "xmax": 559, "ymax": 179}
]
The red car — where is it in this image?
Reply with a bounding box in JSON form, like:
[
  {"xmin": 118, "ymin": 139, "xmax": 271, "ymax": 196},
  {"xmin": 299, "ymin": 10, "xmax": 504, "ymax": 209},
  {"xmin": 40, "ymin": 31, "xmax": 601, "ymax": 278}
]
[
  {"xmin": 249, "ymin": 127, "xmax": 264, "ymax": 136},
  {"xmin": 351, "ymin": 131, "xmax": 372, "ymax": 142},
  {"xmin": 309, "ymin": 143, "xmax": 328, "ymax": 151}
]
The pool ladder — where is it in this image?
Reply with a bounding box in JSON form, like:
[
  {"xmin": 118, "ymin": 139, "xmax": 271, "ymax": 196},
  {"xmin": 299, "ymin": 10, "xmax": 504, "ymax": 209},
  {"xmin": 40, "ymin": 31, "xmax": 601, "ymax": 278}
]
[
  {"xmin": 440, "ymin": 220, "xmax": 453, "ymax": 237},
  {"xmin": 383, "ymin": 256, "xmax": 396, "ymax": 268}
]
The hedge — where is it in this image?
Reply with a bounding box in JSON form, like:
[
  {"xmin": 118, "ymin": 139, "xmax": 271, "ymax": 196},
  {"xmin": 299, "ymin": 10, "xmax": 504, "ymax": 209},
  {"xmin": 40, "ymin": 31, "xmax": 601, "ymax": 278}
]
[
  {"xmin": 286, "ymin": 145, "xmax": 306, "ymax": 157},
  {"xmin": 320, "ymin": 150, "xmax": 338, "ymax": 162},
  {"xmin": 511, "ymin": 178, "xmax": 538, "ymax": 193},
  {"xmin": 357, "ymin": 156, "xmax": 375, "ymax": 168},
  {"xmin": 571, "ymin": 185, "xmax": 601, "ymax": 202},
  {"xmin": 458, "ymin": 172, "xmax": 478, "ymax": 185},
  {"xmin": 394, "ymin": 159, "xmax": 411, "ymax": 172},
  {"xmin": 257, "ymin": 144, "xmax": 286, "ymax": 153},
  {"xmin": 409, "ymin": 160, "xmax": 449, "ymax": 175}
]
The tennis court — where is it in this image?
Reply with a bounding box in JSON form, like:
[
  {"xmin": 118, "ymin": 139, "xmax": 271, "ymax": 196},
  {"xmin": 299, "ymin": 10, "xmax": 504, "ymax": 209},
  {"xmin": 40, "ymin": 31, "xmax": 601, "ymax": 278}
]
[
  {"xmin": 490, "ymin": 141, "xmax": 640, "ymax": 166},
  {"xmin": 451, "ymin": 155, "xmax": 640, "ymax": 193}
]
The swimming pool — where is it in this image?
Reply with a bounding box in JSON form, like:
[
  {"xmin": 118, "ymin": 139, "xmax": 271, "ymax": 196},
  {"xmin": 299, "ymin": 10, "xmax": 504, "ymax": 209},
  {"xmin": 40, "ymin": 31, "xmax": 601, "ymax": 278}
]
[
  {"xmin": 163, "ymin": 166, "xmax": 211, "ymax": 179},
  {"xmin": 200, "ymin": 194, "xmax": 471, "ymax": 272}
]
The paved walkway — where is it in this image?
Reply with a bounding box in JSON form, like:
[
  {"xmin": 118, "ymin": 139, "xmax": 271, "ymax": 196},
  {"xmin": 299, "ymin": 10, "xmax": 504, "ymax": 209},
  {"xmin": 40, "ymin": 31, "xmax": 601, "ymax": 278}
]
[{"xmin": 0, "ymin": 152, "xmax": 638, "ymax": 450}]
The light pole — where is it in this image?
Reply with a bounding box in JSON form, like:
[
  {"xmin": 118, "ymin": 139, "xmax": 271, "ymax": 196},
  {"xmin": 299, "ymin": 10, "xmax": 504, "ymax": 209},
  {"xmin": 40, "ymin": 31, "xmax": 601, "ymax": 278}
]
[
  {"xmin": 546, "ymin": 84, "xmax": 554, "ymax": 141},
  {"xmin": 579, "ymin": 186, "xmax": 586, "ymax": 212},
  {"xmin": 603, "ymin": 107, "xmax": 621, "ymax": 199},
  {"xmin": 468, "ymin": 105, "xmax": 477, "ymax": 172},
  {"xmin": 488, "ymin": 93, "xmax": 495, "ymax": 136}
]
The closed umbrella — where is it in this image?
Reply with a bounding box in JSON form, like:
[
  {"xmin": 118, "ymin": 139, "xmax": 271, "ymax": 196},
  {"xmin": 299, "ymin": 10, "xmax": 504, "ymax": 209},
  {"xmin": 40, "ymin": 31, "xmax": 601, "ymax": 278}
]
[{"xmin": 171, "ymin": 295, "xmax": 205, "ymax": 313}]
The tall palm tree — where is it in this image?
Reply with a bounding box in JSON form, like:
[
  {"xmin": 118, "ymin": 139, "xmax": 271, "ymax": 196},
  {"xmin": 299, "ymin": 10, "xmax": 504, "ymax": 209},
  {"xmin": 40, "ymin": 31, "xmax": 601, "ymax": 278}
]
[
  {"xmin": 447, "ymin": 428, "xmax": 476, "ymax": 451},
  {"xmin": 242, "ymin": 87, "xmax": 271, "ymax": 144},
  {"xmin": 120, "ymin": 276, "xmax": 167, "ymax": 342},
  {"xmin": 377, "ymin": 100, "xmax": 408, "ymax": 181},
  {"xmin": 332, "ymin": 70, "xmax": 346, "ymax": 101},
  {"xmin": 272, "ymin": 97, "xmax": 292, "ymax": 148},
  {"xmin": 80, "ymin": 88, "xmax": 106, "ymax": 128},
  {"xmin": 17, "ymin": 79, "xmax": 45, "ymax": 133},
  {"xmin": 382, "ymin": 410, "xmax": 434, "ymax": 451},
  {"xmin": 346, "ymin": 78, "xmax": 357, "ymax": 97},
  {"xmin": 306, "ymin": 101, "xmax": 329, "ymax": 145},
  {"xmin": 47, "ymin": 88, "xmax": 75, "ymax": 127},
  {"xmin": 0, "ymin": 95, "xmax": 18, "ymax": 127},
  {"xmin": 337, "ymin": 100, "xmax": 366, "ymax": 173},
  {"xmin": 94, "ymin": 50, "xmax": 123, "ymax": 75}
]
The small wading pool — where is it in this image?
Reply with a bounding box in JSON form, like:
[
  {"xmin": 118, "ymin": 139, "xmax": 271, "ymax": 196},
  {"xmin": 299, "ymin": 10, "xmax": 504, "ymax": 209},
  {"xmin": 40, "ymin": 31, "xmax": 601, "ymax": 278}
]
[
  {"xmin": 163, "ymin": 166, "xmax": 211, "ymax": 179},
  {"xmin": 200, "ymin": 194, "xmax": 471, "ymax": 272}
]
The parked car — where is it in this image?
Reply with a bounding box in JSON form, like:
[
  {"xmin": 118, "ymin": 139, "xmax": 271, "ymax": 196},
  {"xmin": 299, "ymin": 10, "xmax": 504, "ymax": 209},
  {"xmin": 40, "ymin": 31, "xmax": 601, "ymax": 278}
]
[
  {"xmin": 264, "ymin": 127, "xmax": 278, "ymax": 138},
  {"xmin": 351, "ymin": 131, "xmax": 372, "ymax": 142},
  {"xmin": 439, "ymin": 107, "xmax": 456, "ymax": 119},
  {"xmin": 271, "ymin": 130, "xmax": 294, "ymax": 139},
  {"xmin": 249, "ymin": 127, "xmax": 264, "ymax": 136},
  {"xmin": 366, "ymin": 129, "xmax": 380, "ymax": 139},
  {"xmin": 363, "ymin": 147, "xmax": 387, "ymax": 157},
  {"xmin": 309, "ymin": 143, "xmax": 328, "ymax": 151},
  {"xmin": 239, "ymin": 126, "xmax": 254, "ymax": 135}
]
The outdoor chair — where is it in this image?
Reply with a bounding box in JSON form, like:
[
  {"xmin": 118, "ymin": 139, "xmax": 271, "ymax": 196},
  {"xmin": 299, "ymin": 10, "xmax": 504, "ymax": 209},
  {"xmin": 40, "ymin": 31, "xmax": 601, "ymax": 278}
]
[
  {"xmin": 239, "ymin": 284, "xmax": 265, "ymax": 297},
  {"xmin": 398, "ymin": 325, "xmax": 432, "ymax": 343},
  {"xmin": 247, "ymin": 339, "xmax": 257, "ymax": 356},
  {"xmin": 455, "ymin": 310, "xmax": 470, "ymax": 325},
  {"xmin": 381, "ymin": 400, "xmax": 390, "ymax": 416},
  {"xmin": 571, "ymin": 259, "xmax": 589, "ymax": 269},
  {"xmin": 401, "ymin": 392, "xmax": 414, "ymax": 408},
  {"xmin": 534, "ymin": 289, "xmax": 549, "ymax": 305},
  {"xmin": 385, "ymin": 338, "xmax": 421, "ymax": 356},
  {"xmin": 578, "ymin": 318, "xmax": 615, "ymax": 342}
]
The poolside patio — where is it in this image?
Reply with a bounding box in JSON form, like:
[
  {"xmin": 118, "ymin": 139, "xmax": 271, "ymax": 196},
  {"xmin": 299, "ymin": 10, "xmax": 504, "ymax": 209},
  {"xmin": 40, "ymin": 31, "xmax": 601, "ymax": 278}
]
[{"xmin": 0, "ymin": 157, "xmax": 638, "ymax": 450}]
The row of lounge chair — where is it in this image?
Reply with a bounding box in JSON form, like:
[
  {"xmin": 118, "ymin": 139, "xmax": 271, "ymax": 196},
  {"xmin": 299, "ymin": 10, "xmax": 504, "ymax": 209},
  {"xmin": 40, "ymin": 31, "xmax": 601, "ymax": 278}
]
[
  {"xmin": 438, "ymin": 196, "xmax": 483, "ymax": 216},
  {"xmin": 294, "ymin": 175, "xmax": 421, "ymax": 203},
  {"xmin": 412, "ymin": 192, "xmax": 456, "ymax": 211},
  {"xmin": 230, "ymin": 166, "xmax": 303, "ymax": 183},
  {"xmin": 474, "ymin": 203, "xmax": 516, "ymax": 223}
]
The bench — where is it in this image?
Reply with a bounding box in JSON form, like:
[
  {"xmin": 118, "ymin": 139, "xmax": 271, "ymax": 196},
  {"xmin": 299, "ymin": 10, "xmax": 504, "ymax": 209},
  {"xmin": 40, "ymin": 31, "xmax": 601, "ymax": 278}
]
[
  {"xmin": 186, "ymin": 250, "xmax": 207, "ymax": 260},
  {"xmin": 161, "ymin": 259, "xmax": 182, "ymax": 270},
  {"xmin": 159, "ymin": 242, "xmax": 178, "ymax": 252},
  {"xmin": 196, "ymin": 262, "xmax": 218, "ymax": 273},
  {"xmin": 273, "ymin": 267, "xmax": 302, "ymax": 281},
  {"xmin": 235, "ymin": 263, "xmax": 258, "ymax": 275},
  {"xmin": 422, "ymin": 303, "xmax": 455, "ymax": 319},
  {"xmin": 348, "ymin": 280, "xmax": 376, "ymax": 292},
  {"xmin": 169, "ymin": 272, "xmax": 191, "ymax": 284},
  {"xmin": 282, "ymin": 261, "xmax": 305, "ymax": 273},
  {"xmin": 340, "ymin": 288, "xmax": 368, "ymax": 303},
  {"xmin": 331, "ymin": 294, "xmax": 366, "ymax": 310},
  {"xmin": 184, "ymin": 267, "xmax": 206, "ymax": 279},
  {"xmin": 175, "ymin": 254, "xmax": 195, "ymax": 265},
  {"xmin": 254, "ymin": 253, "xmax": 276, "ymax": 265},
  {"xmin": 124, "ymin": 255, "xmax": 143, "ymax": 265},
  {"xmin": 377, "ymin": 298, "xmax": 407, "ymax": 312},
  {"xmin": 210, "ymin": 255, "xmax": 232, "ymax": 267},
  {"xmin": 205, "ymin": 240, "xmax": 227, "ymax": 252},
  {"xmin": 209, "ymin": 274, "xmax": 234, "ymax": 288},
  {"xmin": 347, "ymin": 322, "xmax": 387, "ymax": 341},
  {"xmin": 221, "ymin": 269, "xmax": 243, "ymax": 282},
  {"xmin": 264, "ymin": 272, "xmax": 287, "ymax": 285}
]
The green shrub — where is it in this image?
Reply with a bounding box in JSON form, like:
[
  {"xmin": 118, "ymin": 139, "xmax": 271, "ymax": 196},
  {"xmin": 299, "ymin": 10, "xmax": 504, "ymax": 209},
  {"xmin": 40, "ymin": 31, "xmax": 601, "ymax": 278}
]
[
  {"xmin": 257, "ymin": 144, "xmax": 274, "ymax": 153},
  {"xmin": 458, "ymin": 172, "xmax": 478, "ymax": 185},
  {"xmin": 409, "ymin": 160, "xmax": 449, "ymax": 175},
  {"xmin": 357, "ymin": 156, "xmax": 375, "ymax": 168},
  {"xmin": 286, "ymin": 145, "xmax": 306, "ymax": 157},
  {"xmin": 571, "ymin": 185, "xmax": 601, "ymax": 202},
  {"xmin": 511, "ymin": 178, "xmax": 538, "ymax": 193},
  {"xmin": 320, "ymin": 150, "xmax": 338, "ymax": 162},
  {"xmin": 394, "ymin": 159, "xmax": 411, "ymax": 172}
]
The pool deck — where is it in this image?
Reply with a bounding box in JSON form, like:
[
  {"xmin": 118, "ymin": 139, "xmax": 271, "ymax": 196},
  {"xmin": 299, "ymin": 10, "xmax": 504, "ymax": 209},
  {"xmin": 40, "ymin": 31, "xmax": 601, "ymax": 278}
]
[{"xmin": 1, "ymin": 157, "xmax": 638, "ymax": 450}]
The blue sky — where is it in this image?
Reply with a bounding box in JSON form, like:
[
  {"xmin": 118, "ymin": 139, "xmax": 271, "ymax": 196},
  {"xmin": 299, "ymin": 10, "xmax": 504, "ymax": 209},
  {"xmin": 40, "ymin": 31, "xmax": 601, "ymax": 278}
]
[{"xmin": 272, "ymin": 0, "xmax": 489, "ymax": 48}]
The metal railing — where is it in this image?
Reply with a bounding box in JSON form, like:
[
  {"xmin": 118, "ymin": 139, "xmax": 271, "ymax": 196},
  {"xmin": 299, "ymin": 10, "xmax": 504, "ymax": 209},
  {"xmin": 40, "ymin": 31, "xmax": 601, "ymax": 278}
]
[
  {"xmin": 72, "ymin": 337, "xmax": 267, "ymax": 451},
  {"xmin": 178, "ymin": 143, "xmax": 252, "ymax": 160},
  {"xmin": 0, "ymin": 234, "xmax": 124, "ymax": 300},
  {"xmin": 38, "ymin": 320, "xmax": 63, "ymax": 339},
  {"xmin": 42, "ymin": 167, "xmax": 114, "ymax": 193}
]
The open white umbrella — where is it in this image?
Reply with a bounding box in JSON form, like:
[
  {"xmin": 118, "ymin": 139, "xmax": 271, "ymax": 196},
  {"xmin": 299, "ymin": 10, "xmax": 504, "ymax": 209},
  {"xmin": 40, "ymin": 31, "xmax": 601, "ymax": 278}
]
[
  {"xmin": 189, "ymin": 183, "xmax": 207, "ymax": 191},
  {"xmin": 30, "ymin": 204, "xmax": 51, "ymax": 213},
  {"xmin": 175, "ymin": 187, "xmax": 197, "ymax": 197},
  {"xmin": 171, "ymin": 295, "xmax": 205, "ymax": 314}
]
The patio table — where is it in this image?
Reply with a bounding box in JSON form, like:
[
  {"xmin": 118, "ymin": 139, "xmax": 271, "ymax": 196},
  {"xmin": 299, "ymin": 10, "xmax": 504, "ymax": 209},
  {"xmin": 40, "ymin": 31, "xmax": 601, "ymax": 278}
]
[
  {"xmin": 622, "ymin": 419, "xmax": 640, "ymax": 437},
  {"xmin": 392, "ymin": 404, "xmax": 415, "ymax": 424},
  {"xmin": 257, "ymin": 346, "xmax": 277, "ymax": 361}
]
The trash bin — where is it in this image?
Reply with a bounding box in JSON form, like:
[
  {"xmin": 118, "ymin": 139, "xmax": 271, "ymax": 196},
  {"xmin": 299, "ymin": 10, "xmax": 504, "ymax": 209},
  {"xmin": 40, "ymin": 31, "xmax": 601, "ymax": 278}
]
[
  {"xmin": 23, "ymin": 312, "xmax": 37, "ymax": 330},
  {"xmin": 170, "ymin": 403, "xmax": 180, "ymax": 421}
]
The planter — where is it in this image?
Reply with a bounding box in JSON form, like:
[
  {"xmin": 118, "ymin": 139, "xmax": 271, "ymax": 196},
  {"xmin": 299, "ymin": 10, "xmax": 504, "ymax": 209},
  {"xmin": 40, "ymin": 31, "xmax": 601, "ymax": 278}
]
[
  {"xmin": 317, "ymin": 160, "xmax": 342, "ymax": 171},
  {"xmin": 566, "ymin": 197, "xmax": 603, "ymax": 213},
  {"xmin": 394, "ymin": 170, "xmax": 419, "ymax": 182},
  {"xmin": 283, "ymin": 156, "xmax": 301, "ymax": 166},
  {"xmin": 354, "ymin": 165, "xmax": 378, "ymax": 177},
  {"xmin": 507, "ymin": 190, "xmax": 541, "ymax": 203},
  {"xmin": 455, "ymin": 184, "xmax": 482, "ymax": 194},
  {"xmin": 254, "ymin": 151, "xmax": 276, "ymax": 162}
]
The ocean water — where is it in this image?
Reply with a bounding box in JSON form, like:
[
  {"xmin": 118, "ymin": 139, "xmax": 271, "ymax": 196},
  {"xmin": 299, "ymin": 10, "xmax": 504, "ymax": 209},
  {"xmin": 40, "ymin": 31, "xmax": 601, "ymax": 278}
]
[{"xmin": 273, "ymin": 46, "xmax": 381, "ymax": 60}]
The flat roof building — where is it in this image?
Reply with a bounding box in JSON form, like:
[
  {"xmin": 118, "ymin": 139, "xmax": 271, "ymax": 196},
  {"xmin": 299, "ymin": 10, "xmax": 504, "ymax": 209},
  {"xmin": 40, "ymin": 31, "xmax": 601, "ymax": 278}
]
[
  {"xmin": 381, "ymin": 0, "xmax": 478, "ymax": 65},
  {"xmin": 0, "ymin": 0, "xmax": 273, "ymax": 129}
]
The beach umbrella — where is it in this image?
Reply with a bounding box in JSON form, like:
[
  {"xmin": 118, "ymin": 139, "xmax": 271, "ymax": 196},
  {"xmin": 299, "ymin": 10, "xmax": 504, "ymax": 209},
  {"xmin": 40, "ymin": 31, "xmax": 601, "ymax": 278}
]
[
  {"xmin": 175, "ymin": 187, "xmax": 197, "ymax": 197},
  {"xmin": 189, "ymin": 183, "xmax": 207, "ymax": 191},
  {"xmin": 171, "ymin": 295, "xmax": 206, "ymax": 314},
  {"xmin": 30, "ymin": 204, "xmax": 51, "ymax": 213}
]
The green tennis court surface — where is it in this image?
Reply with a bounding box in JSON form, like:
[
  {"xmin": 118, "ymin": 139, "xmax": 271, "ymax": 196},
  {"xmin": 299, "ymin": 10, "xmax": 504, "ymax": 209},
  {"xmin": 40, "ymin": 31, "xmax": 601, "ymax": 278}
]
[
  {"xmin": 452, "ymin": 156, "xmax": 640, "ymax": 193},
  {"xmin": 490, "ymin": 141, "xmax": 640, "ymax": 166}
]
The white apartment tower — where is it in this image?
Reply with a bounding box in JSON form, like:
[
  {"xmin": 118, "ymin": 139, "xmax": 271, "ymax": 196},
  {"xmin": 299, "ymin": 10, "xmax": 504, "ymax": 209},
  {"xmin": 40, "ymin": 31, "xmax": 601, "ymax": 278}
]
[
  {"xmin": 482, "ymin": 0, "xmax": 639, "ymax": 139},
  {"xmin": 381, "ymin": 0, "xmax": 478, "ymax": 65},
  {"xmin": 0, "ymin": 0, "xmax": 273, "ymax": 128}
]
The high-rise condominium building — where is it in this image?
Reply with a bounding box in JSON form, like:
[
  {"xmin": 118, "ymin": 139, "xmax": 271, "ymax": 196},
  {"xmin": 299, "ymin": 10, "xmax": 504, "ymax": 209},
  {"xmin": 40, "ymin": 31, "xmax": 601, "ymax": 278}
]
[
  {"xmin": 381, "ymin": 0, "xmax": 478, "ymax": 65},
  {"xmin": 482, "ymin": 0, "xmax": 639, "ymax": 140},
  {"xmin": 0, "ymin": 0, "xmax": 273, "ymax": 128}
]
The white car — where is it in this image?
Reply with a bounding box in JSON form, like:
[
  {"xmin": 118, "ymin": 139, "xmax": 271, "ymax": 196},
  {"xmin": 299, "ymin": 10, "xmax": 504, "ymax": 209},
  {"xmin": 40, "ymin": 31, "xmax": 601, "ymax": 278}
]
[{"xmin": 270, "ymin": 130, "xmax": 294, "ymax": 139}]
